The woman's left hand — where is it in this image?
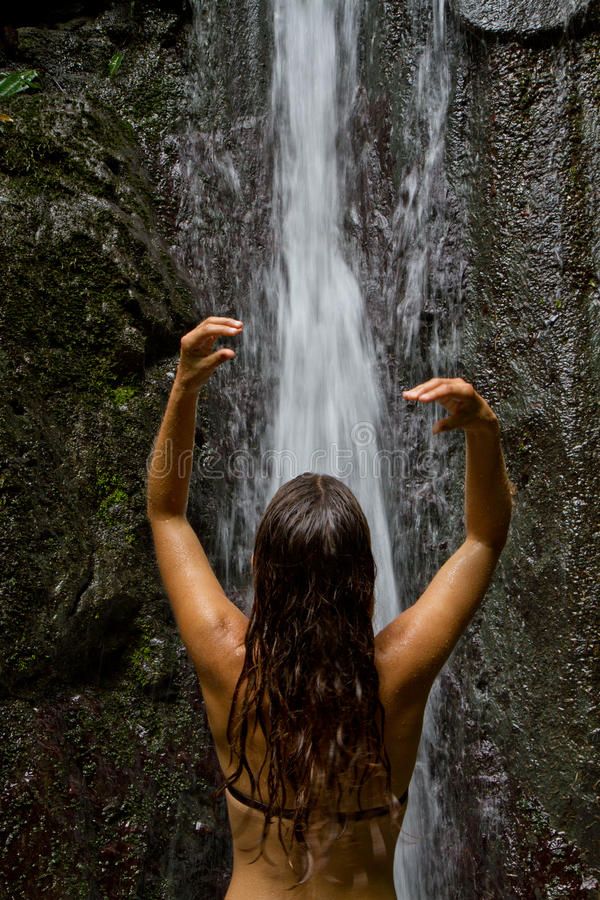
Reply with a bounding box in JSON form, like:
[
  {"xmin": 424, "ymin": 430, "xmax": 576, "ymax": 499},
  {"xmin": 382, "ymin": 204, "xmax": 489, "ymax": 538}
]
[{"xmin": 175, "ymin": 316, "xmax": 243, "ymax": 393}]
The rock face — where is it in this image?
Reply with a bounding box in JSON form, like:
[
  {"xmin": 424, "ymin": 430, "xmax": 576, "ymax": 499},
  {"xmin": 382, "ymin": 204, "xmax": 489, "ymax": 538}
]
[
  {"xmin": 0, "ymin": 3, "xmax": 232, "ymax": 897},
  {"xmin": 355, "ymin": 1, "xmax": 599, "ymax": 894},
  {"xmin": 454, "ymin": 14, "xmax": 599, "ymax": 887},
  {"xmin": 453, "ymin": 0, "xmax": 595, "ymax": 37},
  {"xmin": 0, "ymin": 0, "xmax": 598, "ymax": 898}
]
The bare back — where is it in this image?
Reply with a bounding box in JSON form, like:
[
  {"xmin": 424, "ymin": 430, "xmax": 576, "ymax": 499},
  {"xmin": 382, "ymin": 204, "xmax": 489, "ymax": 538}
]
[
  {"xmin": 193, "ymin": 542, "xmax": 509, "ymax": 896},
  {"xmin": 198, "ymin": 616, "xmax": 429, "ymax": 900}
]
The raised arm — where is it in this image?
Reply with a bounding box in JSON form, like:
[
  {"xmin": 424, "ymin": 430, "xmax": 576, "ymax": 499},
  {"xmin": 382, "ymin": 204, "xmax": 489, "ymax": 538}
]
[
  {"xmin": 376, "ymin": 378, "xmax": 513, "ymax": 705},
  {"xmin": 146, "ymin": 316, "xmax": 248, "ymax": 688}
]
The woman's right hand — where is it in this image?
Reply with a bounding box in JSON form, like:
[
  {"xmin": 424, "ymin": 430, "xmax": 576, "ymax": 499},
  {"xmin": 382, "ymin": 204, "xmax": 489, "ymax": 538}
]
[
  {"xmin": 402, "ymin": 378, "xmax": 498, "ymax": 435},
  {"xmin": 175, "ymin": 316, "xmax": 243, "ymax": 393}
]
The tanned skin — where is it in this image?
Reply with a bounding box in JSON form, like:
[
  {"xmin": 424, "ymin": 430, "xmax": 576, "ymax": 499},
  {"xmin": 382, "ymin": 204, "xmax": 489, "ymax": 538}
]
[{"xmin": 146, "ymin": 316, "xmax": 513, "ymax": 899}]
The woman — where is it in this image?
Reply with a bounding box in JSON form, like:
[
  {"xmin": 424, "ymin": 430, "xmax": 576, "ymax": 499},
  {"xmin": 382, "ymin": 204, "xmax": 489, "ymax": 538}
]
[{"xmin": 146, "ymin": 316, "xmax": 513, "ymax": 898}]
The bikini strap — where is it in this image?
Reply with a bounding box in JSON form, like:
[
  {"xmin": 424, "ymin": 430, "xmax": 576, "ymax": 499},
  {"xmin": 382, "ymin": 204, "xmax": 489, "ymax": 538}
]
[
  {"xmin": 226, "ymin": 783, "xmax": 409, "ymax": 821},
  {"xmin": 226, "ymin": 782, "xmax": 297, "ymax": 819}
]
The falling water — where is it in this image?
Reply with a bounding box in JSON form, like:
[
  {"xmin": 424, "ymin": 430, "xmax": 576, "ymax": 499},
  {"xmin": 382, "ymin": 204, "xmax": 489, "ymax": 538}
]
[
  {"xmin": 386, "ymin": 1, "xmax": 462, "ymax": 897},
  {"xmin": 263, "ymin": 0, "xmax": 398, "ymax": 630}
]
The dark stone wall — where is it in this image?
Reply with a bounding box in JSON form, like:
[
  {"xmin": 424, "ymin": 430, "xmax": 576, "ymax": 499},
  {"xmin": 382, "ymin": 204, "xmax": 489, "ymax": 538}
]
[
  {"xmin": 355, "ymin": 1, "xmax": 599, "ymax": 893},
  {"xmin": 455, "ymin": 12, "xmax": 600, "ymax": 882},
  {"xmin": 0, "ymin": 3, "xmax": 233, "ymax": 897},
  {"xmin": 453, "ymin": 0, "xmax": 594, "ymax": 38}
]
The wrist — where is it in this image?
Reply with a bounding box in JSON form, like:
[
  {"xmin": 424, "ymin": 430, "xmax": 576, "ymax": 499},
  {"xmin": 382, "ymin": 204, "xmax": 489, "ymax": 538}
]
[
  {"xmin": 173, "ymin": 366, "xmax": 203, "ymax": 397},
  {"xmin": 464, "ymin": 408, "xmax": 500, "ymax": 435}
]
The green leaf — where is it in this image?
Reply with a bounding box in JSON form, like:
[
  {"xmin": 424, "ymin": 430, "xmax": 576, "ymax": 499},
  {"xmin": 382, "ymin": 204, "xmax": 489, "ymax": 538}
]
[
  {"xmin": 0, "ymin": 69, "xmax": 40, "ymax": 98},
  {"xmin": 108, "ymin": 51, "xmax": 124, "ymax": 78}
]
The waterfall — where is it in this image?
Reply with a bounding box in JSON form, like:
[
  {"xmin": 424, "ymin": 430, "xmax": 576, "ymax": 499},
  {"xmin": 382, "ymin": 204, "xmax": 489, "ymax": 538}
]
[
  {"xmin": 174, "ymin": 0, "xmax": 600, "ymax": 896},
  {"xmin": 263, "ymin": 0, "xmax": 398, "ymax": 631}
]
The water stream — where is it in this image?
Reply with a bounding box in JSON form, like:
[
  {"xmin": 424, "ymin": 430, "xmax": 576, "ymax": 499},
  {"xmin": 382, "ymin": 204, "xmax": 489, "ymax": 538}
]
[
  {"xmin": 263, "ymin": 0, "xmax": 398, "ymax": 631},
  {"xmin": 384, "ymin": 2, "xmax": 462, "ymax": 896}
]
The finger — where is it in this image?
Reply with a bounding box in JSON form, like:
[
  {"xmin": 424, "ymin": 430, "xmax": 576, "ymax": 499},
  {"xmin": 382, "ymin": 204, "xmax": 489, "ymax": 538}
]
[
  {"xmin": 197, "ymin": 322, "xmax": 242, "ymax": 337},
  {"xmin": 402, "ymin": 378, "xmax": 447, "ymax": 399},
  {"xmin": 432, "ymin": 414, "xmax": 462, "ymax": 435},
  {"xmin": 203, "ymin": 347, "xmax": 236, "ymax": 370},
  {"xmin": 182, "ymin": 322, "xmax": 242, "ymax": 351},
  {"xmin": 404, "ymin": 376, "xmax": 471, "ymax": 400},
  {"xmin": 419, "ymin": 382, "xmax": 471, "ymax": 402},
  {"xmin": 403, "ymin": 378, "xmax": 452, "ymax": 400},
  {"xmin": 203, "ymin": 316, "xmax": 243, "ymax": 327},
  {"xmin": 186, "ymin": 319, "xmax": 243, "ymax": 341}
]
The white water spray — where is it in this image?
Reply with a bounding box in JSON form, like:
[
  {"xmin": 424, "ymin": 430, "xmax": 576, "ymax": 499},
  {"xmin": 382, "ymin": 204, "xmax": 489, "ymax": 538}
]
[
  {"xmin": 390, "ymin": 2, "xmax": 457, "ymax": 897},
  {"xmin": 265, "ymin": 0, "xmax": 398, "ymax": 630}
]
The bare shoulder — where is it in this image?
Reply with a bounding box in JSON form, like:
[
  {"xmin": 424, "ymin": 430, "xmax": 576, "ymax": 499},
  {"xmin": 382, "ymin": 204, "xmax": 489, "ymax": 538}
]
[
  {"xmin": 188, "ymin": 611, "xmax": 248, "ymax": 693},
  {"xmin": 191, "ymin": 614, "xmax": 248, "ymax": 754}
]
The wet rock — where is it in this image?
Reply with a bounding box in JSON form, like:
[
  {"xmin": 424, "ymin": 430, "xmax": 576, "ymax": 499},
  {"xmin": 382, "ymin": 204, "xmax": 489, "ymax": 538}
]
[
  {"xmin": 358, "ymin": 0, "xmax": 599, "ymax": 893},
  {"xmin": 0, "ymin": 2, "xmax": 230, "ymax": 897},
  {"xmin": 452, "ymin": 0, "xmax": 595, "ymax": 37},
  {"xmin": 450, "ymin": 17, "xmax": 600, "ymax": 893}
]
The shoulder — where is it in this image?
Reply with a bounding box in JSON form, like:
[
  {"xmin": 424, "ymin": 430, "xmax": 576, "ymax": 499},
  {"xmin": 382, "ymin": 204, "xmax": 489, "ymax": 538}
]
[
  {"xmin": 192, "ymin": 615, "xmax": 248, "ymax": 759},
  {"xmin": 375, "ymin": 613, "xmax": 429, "ymax": 708},
  {"xmin": 188, "ymin": 611, "xmax": 248, "ymax": 693}
]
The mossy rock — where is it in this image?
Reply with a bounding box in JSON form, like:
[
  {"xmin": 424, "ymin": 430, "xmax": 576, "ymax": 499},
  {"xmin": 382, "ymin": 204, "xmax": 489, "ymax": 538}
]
[{"xmin": 0, "ymin": 4, "xmax": 232, "ymax": 897}]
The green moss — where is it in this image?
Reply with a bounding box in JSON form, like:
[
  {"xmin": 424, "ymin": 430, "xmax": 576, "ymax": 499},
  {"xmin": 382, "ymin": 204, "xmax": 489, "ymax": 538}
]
[
  {"xmin": 111, "ymin": 385, "xmax": 138, "ymax": 406},
  {"xmin": 130, "ymin": 642, "xmax": 153, "ymax": 688},
  {"xmin": 96, "ymin": 471, "xmax": 130, "ymax": 523},
  {"xmin": 15, "ymin": 652, "xmax": 37, "ymax": 673},
  {"xmin": 98, "ymin": 487, "xmax": 128, "ymax": 518},
  {"xmin": 128, "ymin": 609, "xmax": 162, "ymax": 685}
]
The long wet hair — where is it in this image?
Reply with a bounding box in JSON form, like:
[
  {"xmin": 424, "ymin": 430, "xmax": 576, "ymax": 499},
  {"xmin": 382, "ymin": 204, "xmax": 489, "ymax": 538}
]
[{"xmin": 219, "ymin": 472, "xmax": 402, "ymax": 882}]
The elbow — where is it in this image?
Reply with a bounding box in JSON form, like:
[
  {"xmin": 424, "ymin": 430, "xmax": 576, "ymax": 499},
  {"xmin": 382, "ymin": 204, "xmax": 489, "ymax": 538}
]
[
  {"xmin": 146, "ymin": 497, "xmax": 187, "ymax": 525},
  {"xmin": 467, "ymin": 520, "xmax": 511, "ymax": 556},
  {"xmin": 470, "ymin": 491, "xmax": 514, "ymax": 555},
  {"xmin": 493, "ymin": 495, "xmax": 514, "ymax": 553},
  {"xmin": 146, "ymin": 490, "xmax": 159, "ymax": 522},
  {"xmin": 146, "ymin": 481, "xmax": 183, "ymax": 523},
  {"xmin": 146, "ymin": 503, "xmax": 160, "ymax": 525},
  {"xmin": 491, "ymin": 509, "xmax": 512, "ymax": 554},
  {"xmin": 146, "ymin": 491, "xmax": 166, "ymax": 522},
  {"xmin": 488, "ymin": 529, "xmax": 509, "ymax": 556},
  {"xmin": 146, "ymin": 500, "xmax": 187, "ymax": 524}
]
